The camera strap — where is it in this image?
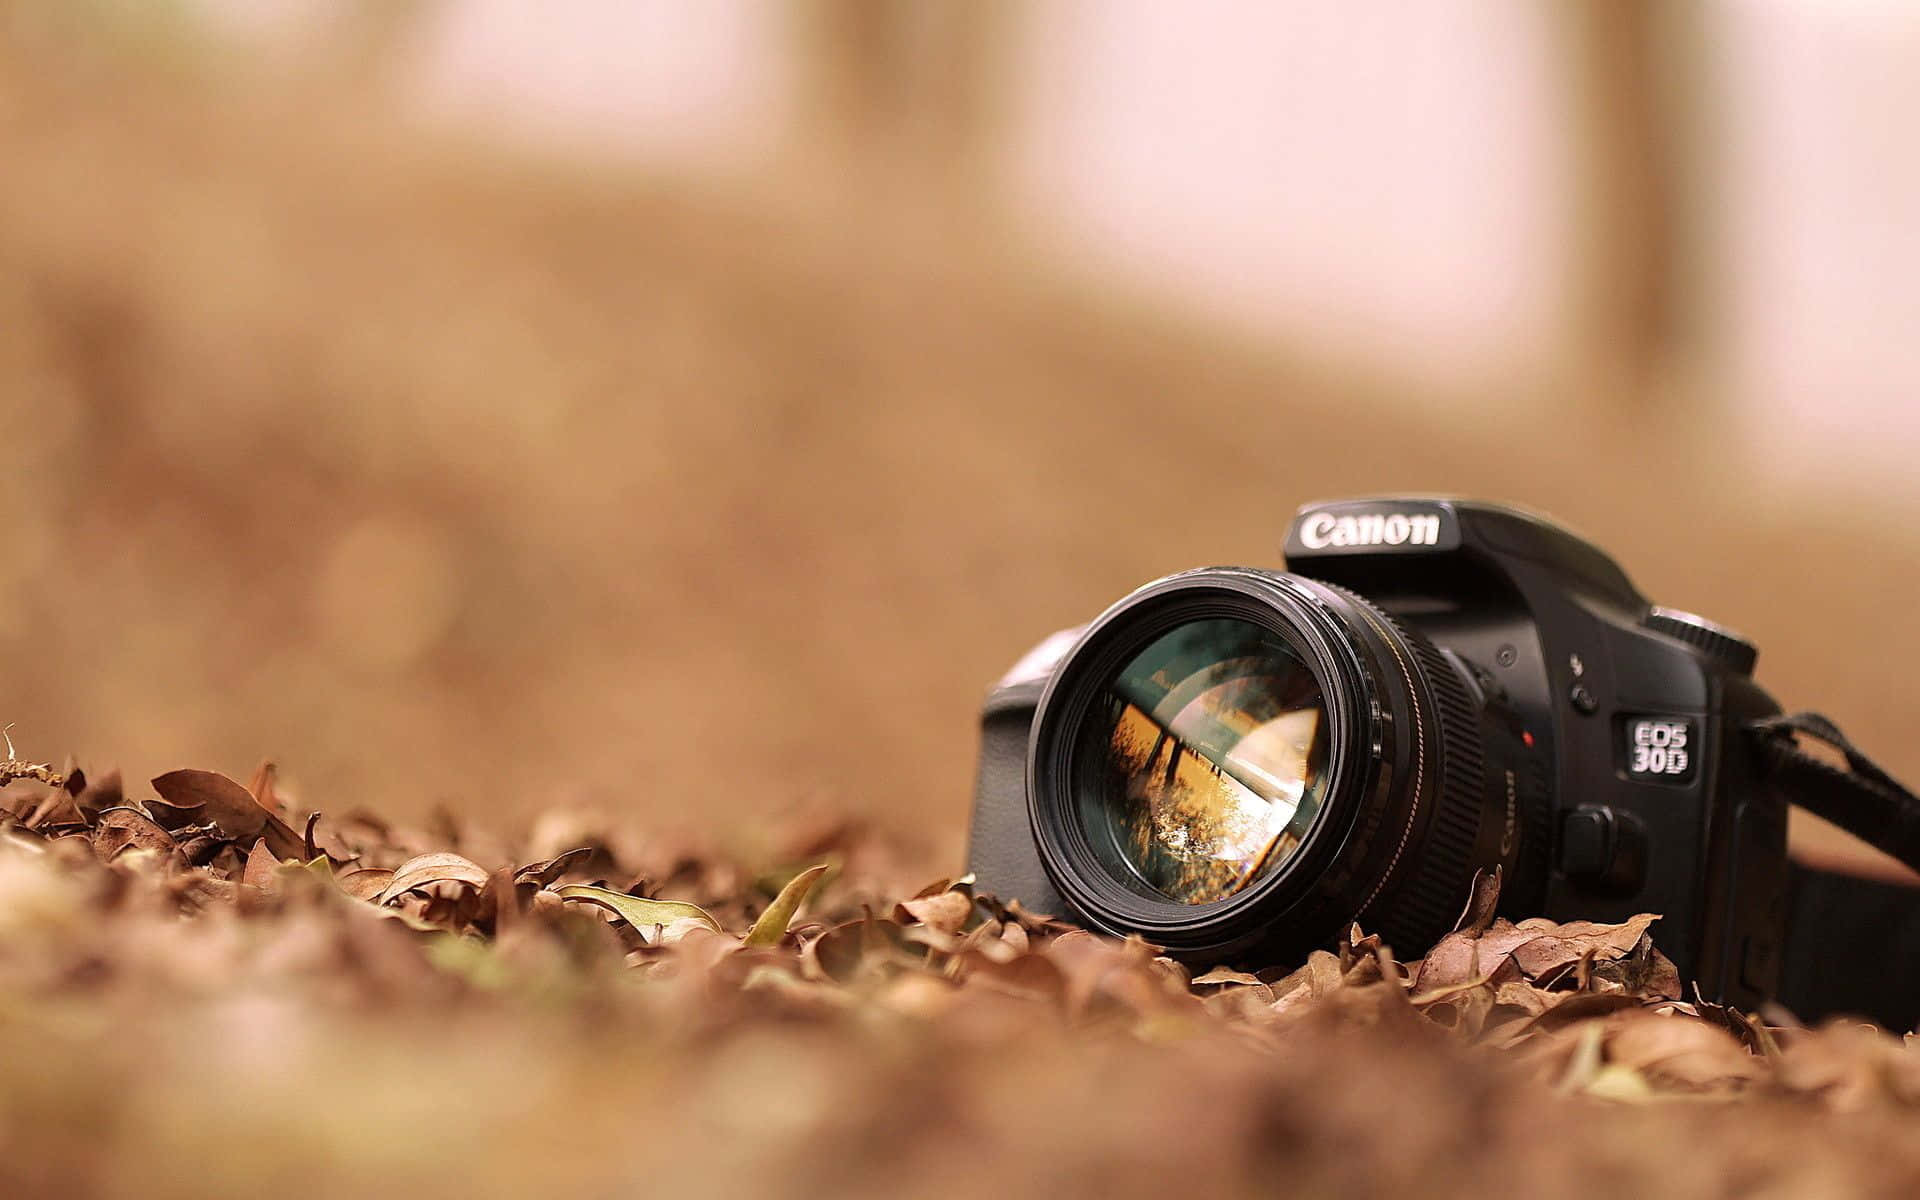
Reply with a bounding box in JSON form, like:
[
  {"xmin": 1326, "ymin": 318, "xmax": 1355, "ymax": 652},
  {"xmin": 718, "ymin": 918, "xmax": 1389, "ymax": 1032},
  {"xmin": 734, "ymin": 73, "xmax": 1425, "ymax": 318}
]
[
  {"xmin": 1748, "ymin": 712, "xmax": 1920, "ymax": 876},
  {"xmin": 1749, "ymin": 712, "xmax": 1920, "ymax": 1029}
]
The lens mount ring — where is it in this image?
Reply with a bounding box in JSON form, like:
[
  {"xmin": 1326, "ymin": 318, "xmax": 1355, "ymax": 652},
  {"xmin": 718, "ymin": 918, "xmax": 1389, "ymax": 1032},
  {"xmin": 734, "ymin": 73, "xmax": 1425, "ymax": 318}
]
[{"xmin": 1025, "ymin": 568, "xmax": 1406, "ymax": 959}]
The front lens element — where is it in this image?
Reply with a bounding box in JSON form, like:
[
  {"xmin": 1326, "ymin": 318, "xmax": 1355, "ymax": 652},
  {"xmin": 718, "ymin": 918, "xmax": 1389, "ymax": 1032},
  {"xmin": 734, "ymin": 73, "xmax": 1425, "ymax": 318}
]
[{"xmin": 1077, "ymin": 618, "xmax": 1331, "ymax": 904}]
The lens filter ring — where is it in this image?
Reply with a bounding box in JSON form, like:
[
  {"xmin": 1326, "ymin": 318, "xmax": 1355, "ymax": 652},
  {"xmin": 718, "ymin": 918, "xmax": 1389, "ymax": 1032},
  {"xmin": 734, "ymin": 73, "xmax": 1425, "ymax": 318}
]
[{"xmin": 1025, "ymin": 569, "xmax": 1403, "ymax": 959}]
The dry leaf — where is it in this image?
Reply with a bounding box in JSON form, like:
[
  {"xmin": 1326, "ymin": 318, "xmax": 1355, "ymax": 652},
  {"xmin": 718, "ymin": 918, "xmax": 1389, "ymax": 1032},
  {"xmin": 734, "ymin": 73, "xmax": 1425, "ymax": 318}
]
[
  {"xmin": 241, "ymin": 837, "xmax": 279, "ymax": 893},
  {"xmin": 513, "ymin": 847, "xmax": 595, "ymax": 888},
  {"xmin": 376, "ymin": 852, "xmax": 493, "ymax": 903},
  {"xmin": 90, "ymin": 807, "xmax": 179, "ymax": 861},
  {"xmin": 897, "ymin": 889, "xmax": 973, "ymax": 936},
  {"xmin": 336, "ymin": 868, "xmax": 395, "ymax": 901},
  {"xmin": 152, "ymin": 770, "xmax": 305, "ymax": 860}
]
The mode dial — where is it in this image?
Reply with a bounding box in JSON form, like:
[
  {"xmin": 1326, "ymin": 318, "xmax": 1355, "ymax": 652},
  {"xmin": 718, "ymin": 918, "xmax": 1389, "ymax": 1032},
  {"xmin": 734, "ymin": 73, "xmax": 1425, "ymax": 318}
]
[{"xmin": 1643, "ymin": 606, "xmax": 1759, "ymax": 675}]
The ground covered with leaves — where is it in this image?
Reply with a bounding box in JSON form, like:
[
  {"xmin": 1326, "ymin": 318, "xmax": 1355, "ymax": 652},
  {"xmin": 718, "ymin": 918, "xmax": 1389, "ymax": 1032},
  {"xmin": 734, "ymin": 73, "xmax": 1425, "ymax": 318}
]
[{"xmin": 2, "ymin": 751, "xmax": 1919, "ymax": 1199}]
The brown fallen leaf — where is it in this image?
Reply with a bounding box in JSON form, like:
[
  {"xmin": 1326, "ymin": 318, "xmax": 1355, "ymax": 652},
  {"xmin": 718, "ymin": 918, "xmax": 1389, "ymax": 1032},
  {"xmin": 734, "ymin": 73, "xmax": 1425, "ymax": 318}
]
[
  {"xmin": 513, "ymin": 847, "xmax": 596, "ymax": 888},
  {"xmin": 997, "ymin": 921, "xmax": 1029, "ymax": 956},
  {"xmin": 1191, "ymin": 965, "xmax": 1268, "ymax": 988},
  {"xmin": 1192, "ymin": 965, "xmax": 1276, "ymax": 1009},
  {"xmin": 1413, "ymin": 912, "xmax": 1662, "ymax": 994},
  {"xmin": 376, "ymin": 852, "xmax": 493, "ymax": 903},
  {"xmin": 897, "ymin": 889, "xmax": 973, "ymax": 936},
  {"xmin": 1588, "ymin": 934, "xmax": 1683, "ymax": 1000},
  {"xmin": 1490, "ymin": 981, "xmax": 1560, "ymax": 1020},
  {"xmin": 1507, "ymin": 913, "xmax": 1661, "ymax": 978},
  {"xmin": 1271, "ymin": 949, "xmax": 1358, "ymax": 1016},
  {"xmin": 90, "ymin": 807, "xmax": 179, "ymax": 862},
  {"xmin": 152, "ymin": 770, "xmax": 305, "ymax": 860},
  {"xmin": 1421, "ymin": 982, "xmax": 1496, "ymax": 1036},
  {"xmin": 336, "ymin": 867, "xmax": 396, "ymax": 901},
  {"xmin": 141, "ymin": 799, "xmax": 207, "ymax": 831},
  {"xmin": 21, "ymin": 788, "xmax": 83, "ymax": 830},
  {"xmin": 804, "ymin": 913, "xmax": 918, "ymax": 983},
  {"xmin": 963, "ymin": 948, "xmax": 1068, "ymax": 1004},
  {"xmin": 174, "ymin": 833, "xmax": 221, "ymax": 867},
  {"xmin": 1604, "ymin": 1010, "xmax": 1767, "ymax": 1091},
  {"xmin": 1453, "ymin": 866, "xmax": 1503, "ymax": 937},
  {"xmin": 242, "ymin": 837, "xmax": 280, "ymax": 893},
  {"xmin": 994, "ymin": 898, "xmax": 1077, "ymax": 939},
  {"xmin": 1518, "ymin": 990, "xmax": 1647, "ymax": 1036}
]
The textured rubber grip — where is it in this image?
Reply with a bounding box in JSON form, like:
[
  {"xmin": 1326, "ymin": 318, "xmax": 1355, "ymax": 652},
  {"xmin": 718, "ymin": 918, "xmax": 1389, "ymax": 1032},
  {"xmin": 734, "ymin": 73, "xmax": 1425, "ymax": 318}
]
[
  {"xmin": 1382, "ymin": 623, "xmax": 1490, "ymax": 948},
  {"xmin": 1312, "ymin": 582, "xmax": 1490, "ymax": 954}
]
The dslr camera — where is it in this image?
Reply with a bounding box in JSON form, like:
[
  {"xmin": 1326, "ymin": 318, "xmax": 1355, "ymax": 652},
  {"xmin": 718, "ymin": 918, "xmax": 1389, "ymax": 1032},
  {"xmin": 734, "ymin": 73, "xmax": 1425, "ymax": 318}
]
[{"xmin": 969, "ymin": 497, "xmax": 1920, "ymax": 1023}]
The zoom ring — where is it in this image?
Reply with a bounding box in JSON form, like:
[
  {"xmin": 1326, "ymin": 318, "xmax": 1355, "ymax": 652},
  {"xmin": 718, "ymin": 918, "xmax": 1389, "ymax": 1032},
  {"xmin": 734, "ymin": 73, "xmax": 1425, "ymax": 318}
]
[
  {"xmin": 1305, "ymin": 584, "xmax": 1490, "ymax": 956},
  {"xmin": 1382, "ymin": 626, "xmax": 1488, "ymax": 952}
]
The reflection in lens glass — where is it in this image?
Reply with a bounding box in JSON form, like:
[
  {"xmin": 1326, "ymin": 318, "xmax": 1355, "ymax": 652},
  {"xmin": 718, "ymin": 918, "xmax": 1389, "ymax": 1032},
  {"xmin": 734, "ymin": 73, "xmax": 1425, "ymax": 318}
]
[{"xmin": 1080, "ymin": 619, "xmax": 1330, "ymax": 904}]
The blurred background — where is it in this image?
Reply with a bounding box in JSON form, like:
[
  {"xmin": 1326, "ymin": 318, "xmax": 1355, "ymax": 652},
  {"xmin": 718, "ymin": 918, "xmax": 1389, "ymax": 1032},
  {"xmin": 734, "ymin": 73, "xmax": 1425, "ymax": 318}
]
[{"xmin": 3, "ymin": 1, "xmax": 1916, "ymax": 870}]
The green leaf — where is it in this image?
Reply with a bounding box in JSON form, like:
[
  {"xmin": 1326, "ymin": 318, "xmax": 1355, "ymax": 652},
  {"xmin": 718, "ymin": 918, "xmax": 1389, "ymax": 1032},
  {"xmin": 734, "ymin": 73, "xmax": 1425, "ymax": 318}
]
[
  {"xmin": 743, "ymin": 863, "xmax": 829, "ymax": 948},
  {"xmin": 553, "ymin": 884, "xmax": 721, "ymax": 936}
]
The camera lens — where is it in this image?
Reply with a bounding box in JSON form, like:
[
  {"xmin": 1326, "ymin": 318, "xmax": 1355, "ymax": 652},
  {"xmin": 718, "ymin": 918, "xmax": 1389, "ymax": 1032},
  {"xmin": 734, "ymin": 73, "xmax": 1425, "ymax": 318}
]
[
  {"xmin": 1075, "ymin": 618, "xmax": 1331, "ymax": 905},
  {"xmin": 1026, "ymin": 569, "xmax": 1525, "ymax": 962}
]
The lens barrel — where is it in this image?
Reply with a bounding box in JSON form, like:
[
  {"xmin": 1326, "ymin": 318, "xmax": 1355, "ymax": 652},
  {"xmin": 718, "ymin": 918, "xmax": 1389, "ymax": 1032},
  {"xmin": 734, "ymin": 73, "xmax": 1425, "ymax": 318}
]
[{"xmin": 1026, "ymin": 568, "xmax": 1517, "ymax": 962}]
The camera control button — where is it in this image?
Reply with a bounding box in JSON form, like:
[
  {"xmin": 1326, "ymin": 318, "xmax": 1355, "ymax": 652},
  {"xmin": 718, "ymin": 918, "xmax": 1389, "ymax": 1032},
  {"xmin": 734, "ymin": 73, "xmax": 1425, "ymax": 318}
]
[
  {"xmin": 1559, "ymin": 804, "xmax": 1649, "ymax": 893},
  {"xmin": 1569, "ymin": 683, "xmax": 1599, "ymax": 715},
  {"xmin": 1560, "ymin": 807, "xmax": 1614, "ymax": 878},
  {"xmin": 1644, "ymin": 607, "xmax": 1759, "ymax": 675}
]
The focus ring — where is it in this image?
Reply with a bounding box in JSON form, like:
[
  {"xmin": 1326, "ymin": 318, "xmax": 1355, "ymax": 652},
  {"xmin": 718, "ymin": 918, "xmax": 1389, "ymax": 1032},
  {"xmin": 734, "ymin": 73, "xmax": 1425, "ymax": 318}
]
[
  {"xmin": 1386, "ymin": 628, "xmax": 1487, "ymax": 949},
  {"xmin": 1315, "ymin": 584, "xmax": 1487, "ymax": 954}
]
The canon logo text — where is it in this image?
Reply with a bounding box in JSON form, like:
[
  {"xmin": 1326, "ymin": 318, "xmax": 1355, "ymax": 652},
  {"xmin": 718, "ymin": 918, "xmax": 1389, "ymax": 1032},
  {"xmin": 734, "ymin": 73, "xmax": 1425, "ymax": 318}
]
[{"xmin": 1297, "ymin": 511, "xmax": 1442, "ymax": 550}]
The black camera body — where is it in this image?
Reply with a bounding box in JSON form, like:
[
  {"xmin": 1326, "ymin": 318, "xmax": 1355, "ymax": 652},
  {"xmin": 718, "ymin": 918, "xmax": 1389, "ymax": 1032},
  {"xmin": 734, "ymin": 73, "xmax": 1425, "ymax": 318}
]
[{"xmin": 970, "ymin": 497, "xmax": 1790, "ymax": 1008}]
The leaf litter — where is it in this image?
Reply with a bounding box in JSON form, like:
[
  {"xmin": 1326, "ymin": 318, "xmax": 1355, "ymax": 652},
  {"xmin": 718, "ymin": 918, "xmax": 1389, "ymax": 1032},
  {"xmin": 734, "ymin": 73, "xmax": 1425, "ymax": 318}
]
[{"xmin": 2, "ymin": 750, "xmax": 1920, "ymax": 1197}]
